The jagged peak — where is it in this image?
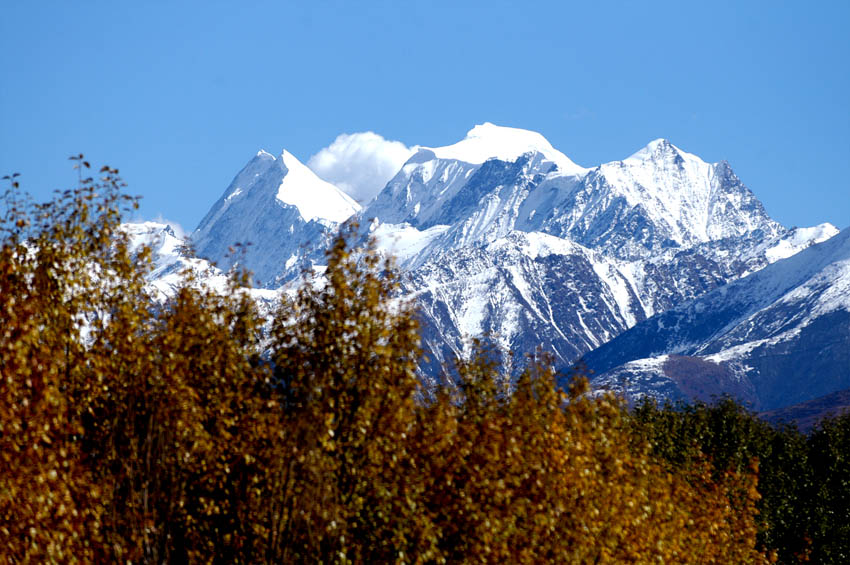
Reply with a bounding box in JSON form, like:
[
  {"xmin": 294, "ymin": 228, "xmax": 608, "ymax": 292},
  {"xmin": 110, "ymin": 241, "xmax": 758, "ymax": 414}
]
[
  {"xmin": 624, "ymin": 138, "xmax": 705, "ymax": 166},
  {"xmin": 255, "ymin": 149, "xmax": 276, "ymax": 160}
]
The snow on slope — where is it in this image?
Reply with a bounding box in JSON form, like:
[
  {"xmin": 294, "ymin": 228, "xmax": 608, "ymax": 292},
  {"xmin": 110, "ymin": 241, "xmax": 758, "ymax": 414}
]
[
  {"xmin": 764, "ymin": 223, "xmax": 838, "ymax": 262},
  {"xmin": 196, "ymin": 149, "xmax": 358, "ymax": 240},
  {"xmin": 534, "ymin": 138, "xmax": 785, "ymax": 259},
  {"xmin": 365, "ymin": 128, "xmax": 790, "ymax": 277},
  {"xmin": 276, "ymin": 149, "xmax": 359, "ymax": 223},
  {"xmin": 422, "ymin": 122, "xmax": 587, "ymax": 175},
  {"xmin": 365, "ymin": 125, "xmax": 582, "ymax": 233},
  {"xmin": 404, "ymin": 229, "xmax": 646, "ymax": 373},
  {"xmin": 371, "ymin": 222, "xmax": 451, "ymax": 263},
  {"xmin": 123, "ymin": 221, "xmax": 281, "ymax": 311},
  {"xmin": 590, "ymin": 227, "xmax": 850, "ymax": 366},
  {"xmin": 193, "ymin": 149, "xmax": 360, "ymax": 287},
  {"xmin": 615, "ymin": 139, "xmax": 725, "ymax": 242},
  {"xmin": 586, "ymin": 227, "xmax": 850, "ymax": 409},
  {"xmin": 159, "ymin": 123, "xmax": 841, "ymax": 406}
]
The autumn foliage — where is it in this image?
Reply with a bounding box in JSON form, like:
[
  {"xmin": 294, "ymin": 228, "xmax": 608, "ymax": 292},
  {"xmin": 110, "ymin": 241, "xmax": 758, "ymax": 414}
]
[{"xmin": 0, "ymin": 163, "xmax": 782, "ymax": 562}]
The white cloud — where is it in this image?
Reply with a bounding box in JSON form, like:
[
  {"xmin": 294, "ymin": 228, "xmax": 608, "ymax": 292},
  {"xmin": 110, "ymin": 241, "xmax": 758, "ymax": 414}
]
[{"xmin": 307, "ymin": 132, "xmax": 415, "ymax": 205}]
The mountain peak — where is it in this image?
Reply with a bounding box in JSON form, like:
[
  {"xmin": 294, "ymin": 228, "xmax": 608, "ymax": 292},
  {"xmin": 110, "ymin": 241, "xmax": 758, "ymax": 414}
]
[
  {"xmin": 418, "ymin": 122, "xmax": 587, "ymax": 175},
  {"xmin": 192, "ymin": 148, "xmax": 361, "ymax": 287},
  {"xmin": 624, "ymin": 138, "xmax": 705, "ymax": 165},
  {"xmin": 276, "ymin": 149, "xmax": 360, "ymax": 223},
  {"xmin": 588, "ymin": 137, "xmax": 781, "ymax": 249}
]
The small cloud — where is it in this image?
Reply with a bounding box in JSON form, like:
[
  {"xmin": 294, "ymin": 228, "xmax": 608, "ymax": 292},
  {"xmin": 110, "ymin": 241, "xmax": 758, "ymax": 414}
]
[
  {"xmin": 152, "ymin": 214, "xmax": 186, "ymax": 239},
  {"xmin": 307, "ymin": 132, "xmax": 415, "ymax": 205}
]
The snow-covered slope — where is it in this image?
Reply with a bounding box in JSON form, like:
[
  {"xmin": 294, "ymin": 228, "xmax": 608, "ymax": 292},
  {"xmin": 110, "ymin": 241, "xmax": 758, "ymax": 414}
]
[
  {"xmin": 146, "ymin": 123, "xmax": 841, "ymax": 411},
  {"xmin": 364, "ymin": 124, "xmax": 584, "ymax": 235},
  {"xmin": 123, "ymin": 221, "xmax": 281, "ymax": 312},
  {"xmin": 193, "ymin": 149, "xmax": 359, "ymax": 287},
  {"xmin": 347, "ymin": 125, "xmax": 832, "ymax": 375},
  {"xmin": 585, "ymin": 227, "xmax": 850, "ymax": 410},
  {"xmin": 364, "ymin": 128, "xmax": 785, "ymax": 266},
  {"xmin": 123, "ymin": 221, "xmax": 202, "ymax": 298},
  {"xmin": 425, "ymin": 122, "xmax": 587, "ymax": 174},
  {"xmin": 522, "ymin": 139, "xmax": 785, "ymax": 259},
  {"xmin": 405, "ymin": 231, "xmax": 646, "ymax": 375}
]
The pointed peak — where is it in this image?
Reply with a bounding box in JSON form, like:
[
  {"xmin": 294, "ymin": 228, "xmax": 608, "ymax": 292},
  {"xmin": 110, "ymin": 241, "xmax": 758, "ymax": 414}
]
[
  {"xmin": 274, "ymin": 149, "xmax": 360, "ymax": 223},
  {"xmin": 624, "ymin": 138, "xmax": 705, "ymax": 165},
  {"xmin": 279, "ymin": 148, "xmax": 299, "ymax": 166},
  {"xmin": 626, "ymin": 138, "xmax": 675, "ymax": 161},
  {"xmin": 278, "ymin": 149, "xmax": 315, "ymax": 175},
  {"xmin": 255, "ymin": 149, "xmax": 275, "ymax": 160},
  {"xmin": 648, "ymin": 137, "xmax": 673, "ymax": 150}
]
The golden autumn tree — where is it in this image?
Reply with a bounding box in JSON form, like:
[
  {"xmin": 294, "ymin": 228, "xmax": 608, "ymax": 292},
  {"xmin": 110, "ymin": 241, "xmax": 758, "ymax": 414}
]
[
  {"xmin": 1, "ymin": 161, "xmax": 773, "ymax": 563},
  {"xmin": 0, "ymin": 161, "xmax": 130, "ymax": 562},
  {"xmin": 405, "ymin": 347, "xmax": 769, "ymax": 564},
  {"xmin": 0, "ymin": 162, "xmax": 279, "ymax": 563},
  {"xmin": 265, "ymin": 226, "xmax": 433, "ymax": 562},
  {"xmin": 77, "ymin": 269, "xmax": 280, "ymax": 563}
]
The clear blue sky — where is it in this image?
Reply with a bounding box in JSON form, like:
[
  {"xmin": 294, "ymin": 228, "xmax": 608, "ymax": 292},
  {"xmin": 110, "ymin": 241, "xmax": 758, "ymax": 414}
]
[{"xmin": 2, "ymin": 0, "xmax": 848, "ymax": 231}]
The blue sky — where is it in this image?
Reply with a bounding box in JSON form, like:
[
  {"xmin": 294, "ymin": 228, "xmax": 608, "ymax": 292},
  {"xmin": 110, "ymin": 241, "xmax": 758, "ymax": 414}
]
[{"xmin": 2, "ymin": 0, "xmax": 848, "ymax": 232}]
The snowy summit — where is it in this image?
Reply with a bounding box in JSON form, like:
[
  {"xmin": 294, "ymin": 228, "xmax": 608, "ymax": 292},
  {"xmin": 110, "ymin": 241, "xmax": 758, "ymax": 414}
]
[
  {"xmin": 191, "ymin": 148, "xmax": 361, "ymax": 287},
  {"xmin": 414, "ymin": 123, "xmax": 587, "ymax": 176},
  {"xmin": 276, "ymin": 149, "xmax": 359, "ymax": 224},
  {"xmin": 126, "ymin": 122, "xmax": 845, "ymax": 415}
]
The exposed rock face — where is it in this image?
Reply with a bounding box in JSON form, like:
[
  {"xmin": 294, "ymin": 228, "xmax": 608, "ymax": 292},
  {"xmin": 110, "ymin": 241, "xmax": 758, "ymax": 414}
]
[
  {"xmin": 145, "ymin": 123, "xmax": 842, "ymax": 411},
  {"xmin": 585, "ymin": 228, "xmax": 850, "ymax": 410},
  {"xmin": 193, "ymin": 150, "xmax": 359, "ymax": 287}
]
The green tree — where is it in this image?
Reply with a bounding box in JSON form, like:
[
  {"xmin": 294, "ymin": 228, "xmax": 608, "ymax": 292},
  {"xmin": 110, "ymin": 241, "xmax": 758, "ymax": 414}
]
[
  {"xmin": 806, "ymin": 413, "xmax": 850, "ymax": 563},
  {"xmin": 629, "ymin": 396, "xmax": 818, "ymax": 562}
]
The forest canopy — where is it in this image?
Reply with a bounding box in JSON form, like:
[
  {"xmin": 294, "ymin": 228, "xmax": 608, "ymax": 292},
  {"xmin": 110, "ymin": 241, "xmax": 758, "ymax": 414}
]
[{"xmin": 1, "ymin": 162, "xmax": 847, "ymax": 563}]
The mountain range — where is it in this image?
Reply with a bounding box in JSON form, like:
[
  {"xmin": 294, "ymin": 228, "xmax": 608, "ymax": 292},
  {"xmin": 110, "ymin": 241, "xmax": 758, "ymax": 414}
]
[{"xmin": 130, "ymin": 123, "xmax": 847, "ymax": 415}]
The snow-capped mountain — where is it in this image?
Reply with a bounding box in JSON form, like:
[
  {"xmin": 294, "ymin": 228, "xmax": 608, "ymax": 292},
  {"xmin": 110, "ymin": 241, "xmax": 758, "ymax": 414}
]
[
  {"xmin": 584, "ymin": 227, "xmax": 850, "ymax": 410},
  {"xmin": 122, "ymin": 221, "xmax": 202, "ymax": 298},
  {"xmin": 364, "ymin": 123, "xmax": 585, "ymax": 232},
  {"xmin": 364, "ymin": 129, "xmax": 783, "ymax": 264},
  {"xmin": 193, "ymin": 149, "xmax": 359, "ymax": 287},
  {"xmin": 170, "ymin": 122, "xmax": 841, "ymax": 410},
  {"xmin": 349, "ymin": 125, "xmax": 832, "ymax": 370},
  {"xmin": 552, "ymin": 139, "xmax": 784, "ymax": 259},
  {"xmin": 123, "ymin": 221, "xmax": 281, "ymax": 314}
]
